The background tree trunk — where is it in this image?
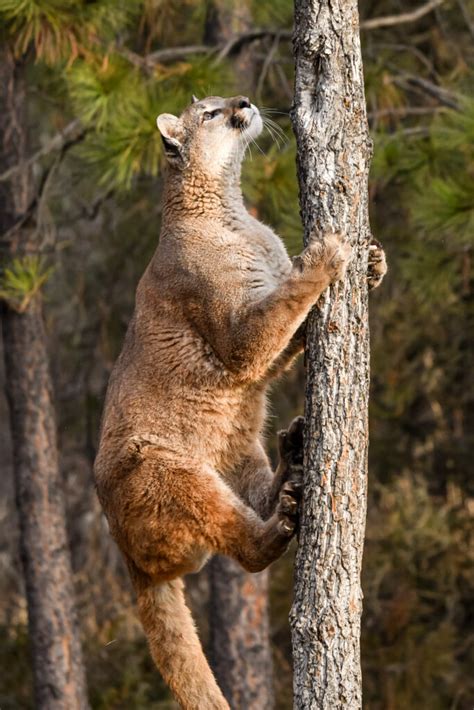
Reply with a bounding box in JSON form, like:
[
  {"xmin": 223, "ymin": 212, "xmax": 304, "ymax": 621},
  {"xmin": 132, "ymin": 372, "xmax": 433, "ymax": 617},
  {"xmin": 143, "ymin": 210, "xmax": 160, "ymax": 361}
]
[
  {"xmin": 204, "ymin": 0, "xmax": 256, "ymax": 91},
  {"xmin": 289, "ymin": 2, "xmax": 372, "ymax": 708},
  {"xmin": 1, "ymin": 52, "xmax": 89, "ymax": 710},
  {"xmin": 208, "ymin": 556, "xmax": 274, "ymax": 709}
]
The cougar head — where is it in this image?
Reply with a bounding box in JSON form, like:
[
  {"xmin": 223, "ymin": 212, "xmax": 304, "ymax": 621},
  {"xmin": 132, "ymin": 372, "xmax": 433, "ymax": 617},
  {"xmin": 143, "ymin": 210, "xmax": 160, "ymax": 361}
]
[{"xmin": 156, "ymin": 95, "xmax": 263, "ymax": 173}]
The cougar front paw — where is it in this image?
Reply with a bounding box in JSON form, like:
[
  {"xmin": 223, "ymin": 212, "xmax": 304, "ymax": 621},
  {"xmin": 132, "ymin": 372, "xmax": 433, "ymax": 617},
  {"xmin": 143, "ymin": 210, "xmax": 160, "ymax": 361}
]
[
  {"xmin": 295, "ymin": 232, "xmax": 352, "ymax": 284},
  {"xmin": 368, "ymin": 238, "xmax": 387, "ymax": 290},
  {"xmin": 276, "ymin": 480, "xmax": 302, "ymax": 536},
  {"xmin": 321, "ymin": 231, "xmax": 352, "ymax": 282}
]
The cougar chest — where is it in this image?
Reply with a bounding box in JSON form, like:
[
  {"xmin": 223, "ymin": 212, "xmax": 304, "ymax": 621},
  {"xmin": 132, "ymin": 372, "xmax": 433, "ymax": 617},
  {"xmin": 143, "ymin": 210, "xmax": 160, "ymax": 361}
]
[{"xmin": 228, "ymin": 227, "xmax": 292, "ymax": 301}]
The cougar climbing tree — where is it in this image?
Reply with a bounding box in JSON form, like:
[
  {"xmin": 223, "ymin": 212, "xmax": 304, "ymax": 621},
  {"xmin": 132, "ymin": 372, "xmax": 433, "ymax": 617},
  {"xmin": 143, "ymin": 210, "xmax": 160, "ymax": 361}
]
[{"xmin": 290, "ymin": 1, "xmax": 372, "ymax": 708}]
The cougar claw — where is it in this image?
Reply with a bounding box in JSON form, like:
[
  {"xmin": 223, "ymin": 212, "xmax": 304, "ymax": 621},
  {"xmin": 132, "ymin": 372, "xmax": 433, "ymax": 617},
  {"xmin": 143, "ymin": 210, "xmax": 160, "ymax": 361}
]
[
  {"xmin": 368, "ymin": 237, "xmax": 387, "ymax": 290},
  {"xmin": 277, "ymin": 517, "xmax": 296, "ymax": 537},
  {"xmin": 279, "ymin": 493, "xmax": 298, "ymax": 516},
  {"xmin": 281, "ymin": 479, "xmax": 302, "ymax": 500}
]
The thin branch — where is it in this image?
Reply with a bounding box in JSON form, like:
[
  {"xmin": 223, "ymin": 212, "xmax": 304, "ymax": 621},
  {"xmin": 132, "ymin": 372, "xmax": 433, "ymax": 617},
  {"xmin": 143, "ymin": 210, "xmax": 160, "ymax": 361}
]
[
  {"xmin": 393, "ymin": 74, "xmax": 459, "ymax": 109},
  {"xmin": 0, "ymin": 127, "xmax": 87, "ymax": 246},
  {"xmin": 0, "ymin": 162, "xmax": 55, "ymax": 247},
  {"xmin": 360, "ymin": 0, "xmax": 446, "ymax": 30},
  {"xmin": 368, "ymin": 106, "xmax": 444, "ymax": 120},
  {"xmin": 398, "ymin": 126, "xmax": 431, "ymax": 136},
  {"xmin": 0, "ymin": 119, "xmax": 85, "ymax": 183},
  {"xmin": 374, "ymin": 42, "xmax": 438, "ymax": 76},
  {"xmin": 119, "ymin": 45, "xmax": 211, "ymax": 70},
  {"xmin": 123, "ymin": 31, "xmax": 291, "ymax": 69},
  {"xmin": 256, "ymin": 33, "xmax": 281, "ymax": 102},
  {"xmin": 274, "ymin": 63, "xmax": 293, "ymax": 101},
  {"xmin": 79, "ymin": 188, "xmax": 115, "ymax": 221},
  {"xmin": 147, "ymin": 45, "xmax": 211, "ymax": 63},
  {"xmin": 215, "ymin": 29, "xmax": 291, "ymax": 62},
  {"xmin": 455, "ymin": 0, "xmax": 474, "ymax": 38}
]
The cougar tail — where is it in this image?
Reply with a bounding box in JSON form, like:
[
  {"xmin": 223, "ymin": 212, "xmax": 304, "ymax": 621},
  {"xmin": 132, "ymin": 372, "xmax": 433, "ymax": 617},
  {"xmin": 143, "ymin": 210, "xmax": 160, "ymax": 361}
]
[{"xmin": 130, "ymin": 567, "xmax": 229, "ymax": 710}]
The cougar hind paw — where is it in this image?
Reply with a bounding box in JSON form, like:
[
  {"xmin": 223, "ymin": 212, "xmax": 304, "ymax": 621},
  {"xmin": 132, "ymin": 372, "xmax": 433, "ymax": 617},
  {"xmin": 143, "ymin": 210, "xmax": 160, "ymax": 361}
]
[
  {"xmin": 276, "ymin": 480, "xmax": 302, "ymax": 536},
  {"xmin": 277, "ymin": 415, "xmax": 304, "ymax": 466},
  {"xmin": 368, "ymin": 238, "xmax": 387, "ymax": 290}
]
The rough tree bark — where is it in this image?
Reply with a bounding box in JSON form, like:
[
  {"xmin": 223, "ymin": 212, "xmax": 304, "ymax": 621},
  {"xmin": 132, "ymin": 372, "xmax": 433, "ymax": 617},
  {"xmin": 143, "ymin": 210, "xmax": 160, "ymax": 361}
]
[
  {"xmin": 0, "ymin": 52, "xmax": 89, "ymax": 710},
  {"xmin": 289, "ymin": 2, "xmax": 372, "ymax": 708}
]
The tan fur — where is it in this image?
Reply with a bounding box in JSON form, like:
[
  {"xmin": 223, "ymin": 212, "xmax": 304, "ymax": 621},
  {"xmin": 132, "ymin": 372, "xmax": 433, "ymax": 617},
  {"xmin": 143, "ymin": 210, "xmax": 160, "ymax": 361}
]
[{"xmin": 94, "ymin": 95, "xmax": 353, "ymax": 709}]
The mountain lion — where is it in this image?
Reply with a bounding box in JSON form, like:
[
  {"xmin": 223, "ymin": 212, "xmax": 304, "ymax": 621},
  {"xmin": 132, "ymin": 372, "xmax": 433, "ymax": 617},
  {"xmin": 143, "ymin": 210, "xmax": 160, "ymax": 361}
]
[{"xmin": 94, "ymin": 94, "xmax": 386, "ymax": 709}]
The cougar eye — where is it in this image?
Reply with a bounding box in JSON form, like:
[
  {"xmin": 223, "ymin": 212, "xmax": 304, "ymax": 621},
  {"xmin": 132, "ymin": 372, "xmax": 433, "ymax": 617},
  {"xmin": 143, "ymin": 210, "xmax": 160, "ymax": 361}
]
[{"xmin": 203, "ymin": 109, "xmax": 221, "ymax": 121}]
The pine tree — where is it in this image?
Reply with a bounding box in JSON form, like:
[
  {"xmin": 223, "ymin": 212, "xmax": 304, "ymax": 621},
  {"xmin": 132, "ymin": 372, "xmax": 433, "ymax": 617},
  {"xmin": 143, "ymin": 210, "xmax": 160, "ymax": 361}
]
[
  {"xmin": 0, "ymin": 4, "xmax": 142, "ymax": 706},
  {"xmin": 0, "ymin": 46, "xmax": 89, "ymax": 709},
  {"xmin": 290, "ymin": 1, "xmax": 372, "ymax": 707}
]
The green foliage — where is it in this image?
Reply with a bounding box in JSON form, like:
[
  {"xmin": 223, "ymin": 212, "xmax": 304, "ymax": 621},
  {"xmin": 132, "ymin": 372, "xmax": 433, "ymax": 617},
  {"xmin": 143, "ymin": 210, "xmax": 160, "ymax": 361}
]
[
  {"xmin": 139, "ymin": 0, "xmax": 208, "ymax": 49},
  {"xmin": 0, "ymin": 255, "xmax": 54, "ymax": 312},
  {"xmin": 85, "ymin": 622, "xmax": 173, "ymax": 709},
  {"xmin": 412, "ymin": 103, "xmax": 474, "ymax": 240},
  {"xmin": 81, "ymin": 0, "xmax": 142, "ymax": 41},
  {"xmin": 414, "ymin": 175, "xmax": 474, "ymax": 235},
  {"xmin": 67, "ymin": 55, "xmax": 163, "ymax": 187},
  {"xmin": 373, "ymin": 100, "xmax": 474, "ymax": 242},
  {"xmin": 68, "ymin": 54, "xmax": 234, "ymax": 188},
  {"xmin": 363, "ymin": 476, "xmax": 474, "ymax": 709},
  {"xmin": 0, "ymin": 0, "xmax": 78, "ymax": 63},
  {"xmin": 250, "ymin": 0, "xmax": 293, "ymax": 28},
  {"xmin": 364, "ymin": 60, "xmax": 407, "ymax": 122},
  {"xmin": 0, "ymin": 624, "xmax": 33, "ymax": 710},
  {"xmin": 0, "ymin": 0, "xmax": 140, "ymax": 64},
  {"xmin": 370, "ymin": 102, "xmax": 474, "ymax": 340},
  {"xmin": 68, "ymin": 55, "xmax": 141, "ymax": 130}
]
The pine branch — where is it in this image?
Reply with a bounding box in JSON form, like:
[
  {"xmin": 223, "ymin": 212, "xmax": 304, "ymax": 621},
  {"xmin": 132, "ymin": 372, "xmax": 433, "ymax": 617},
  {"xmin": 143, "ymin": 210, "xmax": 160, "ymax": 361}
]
[{"xmin": 0, "ymin": 119, "xmax": 85, "ymax": 183}]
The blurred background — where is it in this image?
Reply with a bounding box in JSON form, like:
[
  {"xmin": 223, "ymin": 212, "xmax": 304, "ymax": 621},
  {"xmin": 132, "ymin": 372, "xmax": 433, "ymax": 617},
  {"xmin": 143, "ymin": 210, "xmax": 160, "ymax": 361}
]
[{"xmin": 0, "ymin": 0, "xmax": 473, "ymax": 708}]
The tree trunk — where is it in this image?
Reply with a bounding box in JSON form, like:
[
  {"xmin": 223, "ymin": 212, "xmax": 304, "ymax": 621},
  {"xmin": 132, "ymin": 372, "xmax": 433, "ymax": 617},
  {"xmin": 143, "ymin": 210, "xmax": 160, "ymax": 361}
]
[
  {"xmin": 2, "ymin": 301, "xmax": 90, "ymax": 710},
  {"xmin": 289, "ymin": 2, "xmax": 372, "ymax": 708},
  {"xmin": 208, "ymin": 556, "xmax": 274, "ymax": 710},
  {"xmin": 1, "ymin": 51, "xmax": 89, "ymax": 710}
]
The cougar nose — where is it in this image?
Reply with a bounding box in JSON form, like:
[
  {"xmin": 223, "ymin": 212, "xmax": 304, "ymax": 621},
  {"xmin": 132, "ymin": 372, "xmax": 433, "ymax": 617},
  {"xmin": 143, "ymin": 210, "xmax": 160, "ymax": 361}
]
[{"xmin": 237, "ymin": 96, "xmax": 251, "ymax": 109}]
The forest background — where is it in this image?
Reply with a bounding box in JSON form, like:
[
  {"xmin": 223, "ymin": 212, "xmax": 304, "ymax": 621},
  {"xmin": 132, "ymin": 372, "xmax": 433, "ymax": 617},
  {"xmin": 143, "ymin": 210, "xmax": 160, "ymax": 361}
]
[{"xmin": 0, "ymin": 0, "xmax": 473, "ymax": 708}]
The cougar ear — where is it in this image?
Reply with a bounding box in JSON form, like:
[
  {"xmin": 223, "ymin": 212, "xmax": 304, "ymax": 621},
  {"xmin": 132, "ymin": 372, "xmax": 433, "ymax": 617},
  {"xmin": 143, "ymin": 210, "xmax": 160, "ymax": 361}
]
[
  {"xmin": 191, "ymin": 94, "xmax": 199, "ymax": 104},
  {"xmin": 156, "ymin": 113, "xmax": 183, "ymax": 162}
]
